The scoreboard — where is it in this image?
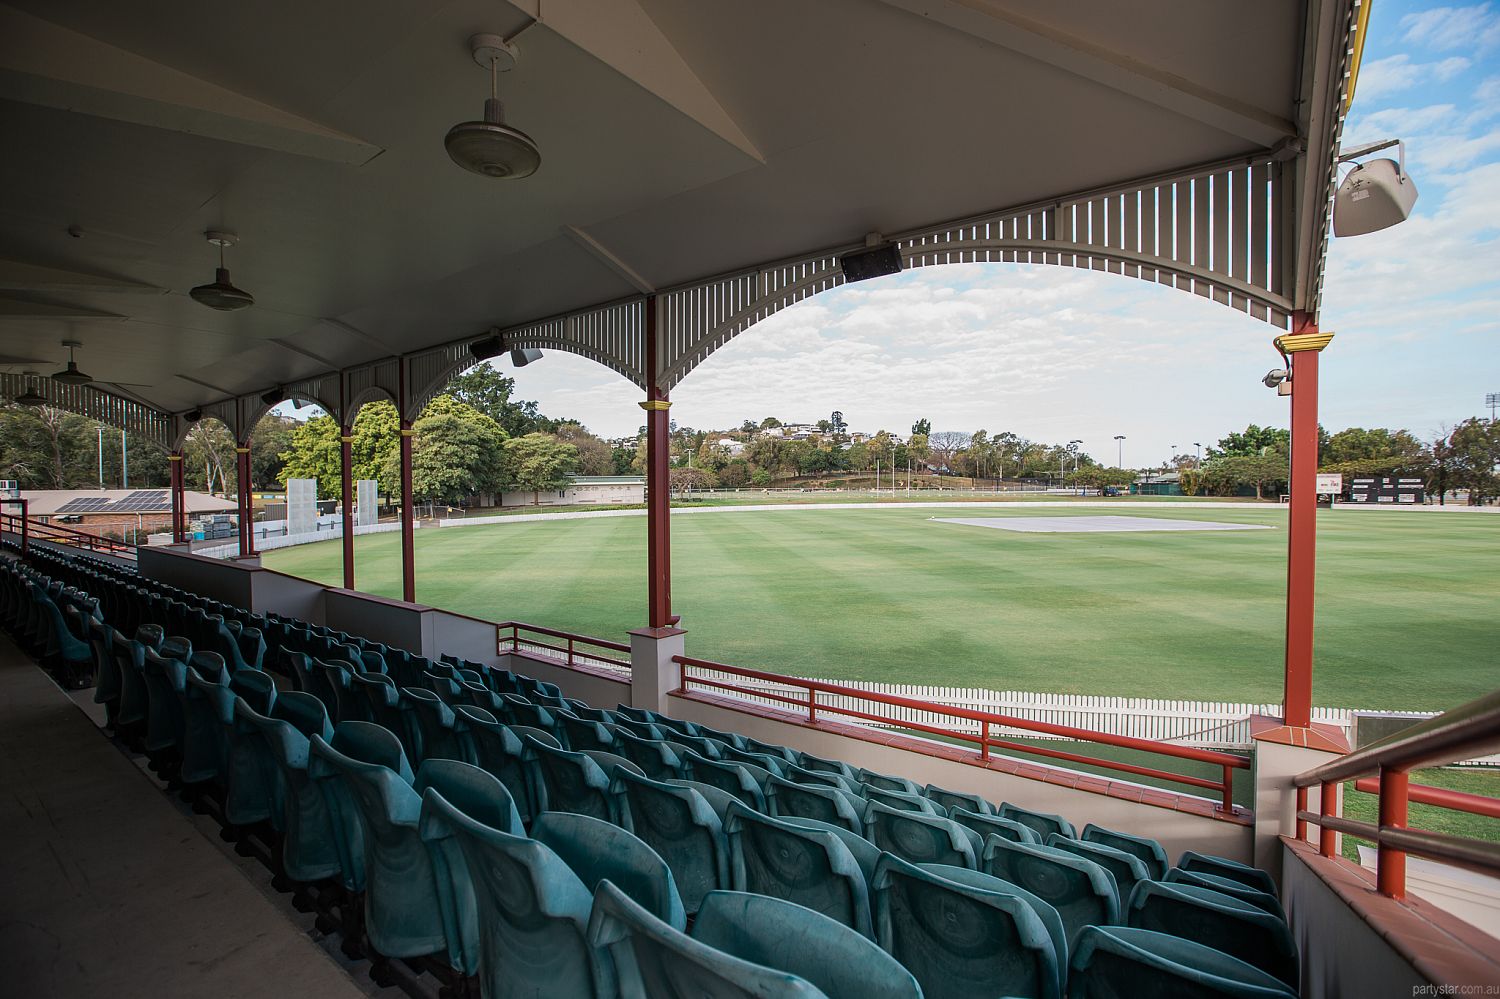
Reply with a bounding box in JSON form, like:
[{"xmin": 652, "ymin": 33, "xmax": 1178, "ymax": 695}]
[{"xmin": 1348, "ymin": 476, "xmax": 1424, "ymax": 504}]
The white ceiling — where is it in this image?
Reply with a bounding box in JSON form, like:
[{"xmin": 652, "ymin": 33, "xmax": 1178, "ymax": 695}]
[{"xmin": 0, "ymin": 0, "xmax": 1320, "ymax": 415}]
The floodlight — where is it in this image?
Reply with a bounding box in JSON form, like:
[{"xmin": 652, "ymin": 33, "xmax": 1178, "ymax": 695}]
[
  {"xmin": 509, "ymin": 347, "xmax": 542, "ymax": 367},
  {"xmin": 1263, "ymin": 369, "xmax": 1290, "ymax": 389},
  {"xmin": 1334, "ymin": 139, "xmax": 1418, "ymax": 237}
]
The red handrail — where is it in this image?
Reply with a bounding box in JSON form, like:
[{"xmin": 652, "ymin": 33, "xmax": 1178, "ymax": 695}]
[
  {"xmin": 1295, "ymin": 688, "xmax": 1500, "ymax": 899},
  {"xmin": 1, "ymin": 511, "xmax": 137, "ymax": 558},
  {"xmin": 496, "ymin": 620, "xmax": 632, "ymax": 671},
  {"xmin": 674, "ymin": 653, "xmax": 1248, "ymax": 810}
]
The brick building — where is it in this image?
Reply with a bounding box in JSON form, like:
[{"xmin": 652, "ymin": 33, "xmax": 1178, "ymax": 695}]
[{"xmin": 19, "ymin": 489, "xmax": 237, "ymax": 541}]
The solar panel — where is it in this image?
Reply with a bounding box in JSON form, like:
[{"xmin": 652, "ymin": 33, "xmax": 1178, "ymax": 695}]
[
  {"xmin": 113, "ymin": 490, "xmax": 169, "ymax": 512},
  {"xmin": 56, "ymin": 497, "xmax": 111, "ymax": 513}
]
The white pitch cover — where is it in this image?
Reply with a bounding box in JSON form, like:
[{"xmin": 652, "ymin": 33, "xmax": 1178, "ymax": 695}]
[
  {"xmin": 356, "ymin": 480, "xmax": 378, "ymax": 528},
  {"xmin": 287, "ymin": 478, "xmax": 317, "ymax": 537}
]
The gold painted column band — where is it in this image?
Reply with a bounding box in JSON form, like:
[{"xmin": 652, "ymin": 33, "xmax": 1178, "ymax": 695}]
[
  {"xmin": 340, "ymin": 436, "xmax": 354, "ymax": 443},
  {"xmin": 235, "ymin": 447, "xmax": 251, "ymax": 454},
  {"xmin": 1274, "ymin": 331, "xmax": 1335, "ymax": 353},
  {"xmin": 167, "ymin": 454, "xmax": 183, "ymax": 461},
  {"xmin": 638, "ymin": 399, "xmax": 672, "ymax": 411},
  {"xmin": 400, "ymin": 429, "xmax": 418, "ymax": 437}
]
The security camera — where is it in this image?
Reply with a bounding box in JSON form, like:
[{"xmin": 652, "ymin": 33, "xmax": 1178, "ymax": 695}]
[{"xmin": 1263, "ymin": 369, "xmax": 1290, "ymax": 389}]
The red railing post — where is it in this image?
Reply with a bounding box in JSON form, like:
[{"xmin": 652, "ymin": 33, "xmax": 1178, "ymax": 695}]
[
  {"xmin": 510, "ymin": 624, "xmax": 519, "ymax": 653},
  {"xmin": 1221, "ymin": 763, "xmax": 1234, "ymax": 812},
  {"xmin": 979, "ymin": 719, "xmax": 990, "ymax": 761},
  {"xmin": 1319, "ymin": 781, "xmax": 1338, "ymax": 857},
  {"xmin": 568, "ymin": 636, "xmax": 575, "ymax": 668},
  {"xmin": 1378, "ymin": 766, "xmax": 1409, "ymax": 899},
  {"xmin": 808, "ymin": 689, "xmax": 816, "ymax": 723},
  {"xmin": 1295, "ymin": 786, "xmax": 1308, "ymax": 842}
]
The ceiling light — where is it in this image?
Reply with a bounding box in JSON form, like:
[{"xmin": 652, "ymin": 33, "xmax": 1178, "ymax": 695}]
[
  {"xmin": 15, "ymin": 371, "xmax": 46, "ymax": 407},
  {"xmin": 445, "ymin": 34, "xmax": 540, "ymax": 179},
  {"xmin": 190, "ymin": 230, "xmax": 255, "ymax": 311},
  {"xmin": 51, "ymin": 340, "xmax": 92, "ymax": 385},
  {"xmin": 1334, "ymin": 139, "xmax": 1418, "ymax": 237}
]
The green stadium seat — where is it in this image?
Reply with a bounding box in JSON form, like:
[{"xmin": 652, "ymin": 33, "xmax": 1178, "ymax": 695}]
[
  {"xmin": 1125, "ymin": 880, "xmax": 1298, "ymax": 987},
  {"xmin": 1070, "ymin": 925, "xmax": 1296, "ymax": 999},
  {"xmin": 923, "ymin": 783, "xmax": 996, "ymax": 816},
  {"xmin": 766, "ymin": 774, "xmax": 866, "ymax": 833},
  {"xmin": 1000, "ymin": 801, "xmax": 1077, "ymax": 840},
  {"xmin": 982, "ymin": 836, "xmax": 1119, "ymax": 950},
  {"xmin": 724, "ymin": 801, "xmax": 874, "ymax": 938},
  {"xmin": 872, "ymin": 854, "xmax": 1062, "ymax": 999},
  {"xmin": 865, "ymin": 801, "xmax": 982, "ymax": 869},
  {"xmin": 613, "ymin": 769, "xmax": 730, "ymax": 914},
  {"xmin": 1165, "ymin": 868, "xmax": 1287, "ymax": 922},
  {"xmin": 1177, "ymin": 851, "xmax": 1279, "ymax": 897},
  {"xmin": 532, "ymin": 811, "xmax": 687, "ymax": 931},
  {"xmin": 949, "ymin": 805, "xmax": 1042, "ymax": 846},
  {"xmin": 1081, "ymin": 823, "xmax": 1170, "ymax": 881},
  {"xmin": 1047, "ymin": 833, "xmax": 1151, "ymax": 907}
]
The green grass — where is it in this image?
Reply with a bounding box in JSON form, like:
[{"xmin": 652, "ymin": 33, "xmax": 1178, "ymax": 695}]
[{"xmin": 267, "ymin": 504, "xmax": 1499, "ymax": 712}]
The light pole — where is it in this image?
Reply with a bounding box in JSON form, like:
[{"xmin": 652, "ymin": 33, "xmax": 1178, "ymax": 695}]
[
  {"xmin": 97, "ymin": 425, "xmax": 105, "ymax": 488},
  {"xmin": 1114, "ymin": 435, "xmax": 1125, "ymax": 468},
  {"xmin": 685, "ymin": 448, "xmax": 694, "ymax": 468},
  {"xmin": 1068, "ymin": 440, "xmax": 1082, "ymax": 472},
  {"xmin": 891, "ymin": 440, "xmax": 899, "ymax": 494},
  {"xmin": 1193, "ymin": 442, "xmax": 1203, "ymax": 468},
  {"xmin": 1487, "ymin": 392, "xmax": 1499, "ymax": 419}
]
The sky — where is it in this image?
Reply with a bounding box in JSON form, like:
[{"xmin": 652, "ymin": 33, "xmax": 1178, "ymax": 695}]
[{"xmin": 476, "ymin": 1, "xmax": 1500, "ymax": 468}]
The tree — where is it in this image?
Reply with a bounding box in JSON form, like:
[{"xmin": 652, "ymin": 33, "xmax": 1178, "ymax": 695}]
[
  {"xmin": 719, "ymin": 459, "xmax": 751, "ymax": 488},
  {"xmin": 926, "ymin": 431, "xmax": 970, "ymax": 472},
  {"xmin": 1320, "ymin": 427, "xmax": 1429, "ymax": 477},
  {"xmin": 444, "ymin": 363, "xmax": 548, "ymax": 437},
  {"xmin": 183, "ymin": 419, "xmax": 238, "ymax": 495},
  {"xmin": 1201, "ymin": 453, "xmax": 1287, "ymax": 499},
  {"xmin": 0, "ymin": 405, "xmax": 103, "ymax": 487},
  {"xmin": 759, "ymin": 416, "xmax": 783, "ymax": 430},
  {"xmin": 1211, "ymin": 424, "xmax": 1290, "ymax": 458},
  {"xmin": 503, "ymin": 433, "xmax": 578, "ymax": 503},
  {"xmin": 278, "ymin": 415, "xmax": 342, "ymax": 498},
  {"xmin": 911, "ymin": 418, "xmax": 932, "ymax": 437},
  {"xmin": 385, "ymin": 396, "xmax": 508, "ymax": 504},
  {"xmin": 1447, "ymin": 418, "xmax": 1500, "ymax": 505},
  {"xmin": 249, "ymin": 414, "xmax": 295, "ymax": 490},
  {"xmin": 670, "ymin": 466, "xmax": 715, "ymax": 496},
  {"xmin": 552, "ymin": 421, "xmax": 614, "ymax": 475}
]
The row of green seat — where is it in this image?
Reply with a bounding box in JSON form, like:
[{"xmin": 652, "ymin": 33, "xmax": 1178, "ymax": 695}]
[{"xmin": 2, "ymin": 544, "xmax": 1298, "ymax": 998}]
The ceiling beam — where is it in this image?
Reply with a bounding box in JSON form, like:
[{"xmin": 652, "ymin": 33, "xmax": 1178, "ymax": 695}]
[
  {"xmin": 0, "ymin": 295, "xmax": 125, "ymax": 320},
  {"xmin": 563, "ymin": 224, "xmax": 655, "ymax": 294},
  {"xmin": 0, "ymin": 258, "xmax": 164, "ymax": 294},
  {"xmin": 0, "ymin": 5, "xmax": 383, "ymax": 165},
  {"xmin": 513, "ymin": 0, "xmax": 763, "ymax": 162},
  {"xmin": 874, "ymin": 0, "xmax": 1296, "ymax": 148}
]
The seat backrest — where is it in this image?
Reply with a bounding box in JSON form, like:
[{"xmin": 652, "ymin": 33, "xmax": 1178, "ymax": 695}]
[
  {"xmin": 532, "ymin": 811, "xmax": 687, "ymax": 931},
  {"xmin": 1000, "ymin": 802, "xmax": 1077, "ymax": 840},
  {"xmin": 1070, "ymin": 924, "xmax": 1296, "ymax": 999},
  {"xmin": 614, "ymin": 728, "xmax": 686, "ymax": 781},
  {"xmin": 422, "ymin": 792, "xmax": 613, "ymax": 999},
  {"xmin": 613, "ymin": 769, "xmax": 728, "ymax": 915},
  {"xmin": 1047, "ymin": 833, "xmax": 1150, "ymax": 907},
  {"xmin": 870, "ymin": 854, "xmax": 1061, "ymax": 999},
  {"xmin": 180, "ymin": 669, "xmax": 234, "ymax": 785},
  {"xmin": 783, "ymin": 762, "xmax": 860, "ymax": 795},
  {"xmin": 683, "ymin": 752, "xmax": 767, "ymax": 812},
  {"xmin": 1081, "ymin": 823, "xmax": 1170, "ymax": 881},
  {"xmin": 271, "ymin": 689, "xmax": 334, "ymax": 739},
  {"xmin": 864, "ymin": 786, "xmax": 943, "ymax": 816},
  {"xmin": 560, "ymin": 712, "xmax": 619, "ymax": 753},
  {"xmin": 924, "ymin": 784, "xmax": 995, "ymax": 816},
  {"xmin": 765, "ymin": 775, "xmax": 864, "ymax": 833},
  {"xmin": 1126, "ymin": 880, "xmax": 1298, "ymax": 986},
  {"xmin": 1163, "ymin": 868, "xmax": 1287, "ymax": 922},
  {"xmin": 1176, "ymin": 851, "xmax": 1279, "ymax": 897},
  {"xmin": 950, "ymin": 806, "xmax": 1041, "ymax": 846},
  {"xmin": 415, "ymin": 758, "xmax": 523, "ymax": 835},
  {"xmin": 526, "ymin": 737, "xmax": 616, "ymax": 821},
  {"xmin": 983, "ymin": 836, "xmax": 1118, "ymax": 951},
  {"xmin": 588, "ymin": 881, "xmax": 826, "ymax": 999},
  {"xmin": 723, "ymin": 801, "xmax": 872, "ymax": 938},
  {"xmin": 865, "ymin": 801, "xmax": 981, "ymax": 869},
  {"xmin": 457, "ymin": 706, "xmax": 536, "ymax": 821},
  {"xmin": 857, "ymin": 769, "xmax": 921, "ymax": 795}
]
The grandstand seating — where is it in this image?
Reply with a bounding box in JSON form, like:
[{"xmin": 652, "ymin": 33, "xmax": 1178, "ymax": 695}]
[{"xmin": 0, "ymin": 542, "xmax": 1300, "ymax": 998}]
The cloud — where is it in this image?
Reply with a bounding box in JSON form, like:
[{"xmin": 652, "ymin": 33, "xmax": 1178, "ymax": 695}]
[
  {"xmin": 1400, "ymin": 3, "xmax": 1500, "ymax": 50},
  {"xmin": 1356, "ymin": 54, "xmax": 1471, "ymax": 99}
]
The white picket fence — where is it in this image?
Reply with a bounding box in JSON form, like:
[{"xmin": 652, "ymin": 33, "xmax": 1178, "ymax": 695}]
[{"xmin": 678, "ymin": 669, "xmax": 1494, "ymax": 764}]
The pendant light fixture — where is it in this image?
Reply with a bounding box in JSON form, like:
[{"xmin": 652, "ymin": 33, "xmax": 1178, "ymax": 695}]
[
  {"xmin": 190, "ymin": 230, "xmax": 255, "ymax": 311},
  {"xmin": 15, "ymin": 371, "xmax": 47, "ymax": 406},
  {"xmin": 51, "ymin": 339, "xmax": 92, "ymax": 385},
  {"xmin": 444, "ymin": 34, "xmax": 541, "ymax": 179}
]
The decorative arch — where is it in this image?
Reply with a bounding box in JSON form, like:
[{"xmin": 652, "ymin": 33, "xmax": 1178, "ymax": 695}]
[
  {"xmin": 469, "ymin": 152, "xmax": 1300, "ymax": 395},
  {"xmin": 1, "ymin": 372, "xmax": 176, "ymax": 451}
]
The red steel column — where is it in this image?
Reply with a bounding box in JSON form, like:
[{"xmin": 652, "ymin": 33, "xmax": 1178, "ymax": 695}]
[
  {"xmin": 640, "ymin": 296, "xmax": 674, "ymax": 629},
  {"xmin": 168, "ymin": 452, "xmax": 185, "ymax": 543},
  {"xmin": 1277, "ymin": 317, "xmax": 1333, "ymax": 730},
  {"xmin": 341, "ymin": 425, "xmax": 355, "ymax": 590},
  {"xmin": 399, "ymin": 421, "xmax": 415, "ymax": 602},
  {"xmin": 1377, "ymin": 766, "xmax": 1409, "ymax": 899},
  {"xmin": 235, "ymin": 445, "xmax": 251, "ymax": 558}
]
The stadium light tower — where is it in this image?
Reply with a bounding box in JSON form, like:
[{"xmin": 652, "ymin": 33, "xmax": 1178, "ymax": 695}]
[
  {"xmin": 1488, "ymin": 392, "xmax": 1499, "ymax": 419},
  {"xmin": 1193, "ymin": 442, "xmax": 1203, "ymax": 467},
  {"xmin": 1114, "ymin": 435, "xmax": 1125, "ymax": 468},
  {"xmin": 1068, "ymin": 440, "xmax": 1082, "ymax": 472}
]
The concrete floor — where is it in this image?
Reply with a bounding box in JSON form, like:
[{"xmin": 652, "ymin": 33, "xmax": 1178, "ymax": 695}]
[{"xmin": 0, "ymin": 635, "xmax": 406, "ymax": 999}]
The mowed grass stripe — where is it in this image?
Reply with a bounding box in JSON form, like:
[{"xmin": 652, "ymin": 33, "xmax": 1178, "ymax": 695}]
[{"xmin": 265, "ymin": 506, "xmax": 1500, "ymax": 711}]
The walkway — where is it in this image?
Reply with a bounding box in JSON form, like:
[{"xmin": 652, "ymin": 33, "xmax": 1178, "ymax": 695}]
[{"xmin": 0, "ymin": 636, "xmax": 376, "ymax": 999}]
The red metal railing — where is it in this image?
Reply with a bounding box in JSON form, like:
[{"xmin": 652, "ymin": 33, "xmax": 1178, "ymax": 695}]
[
  {"xmin": 1295, "ymin": 688, "xmax": 1500, "ymax": 899},
  {"xmin": 497, "ymin": 621, "xmax": 632, "ymax": 676},
  {"xmin": 675, "ymin": 654, "xmax": 1249, "ymax": 810},
  {"xmin": 1, "ymin": 507, "xmax": 138, "ymax": 559}
]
